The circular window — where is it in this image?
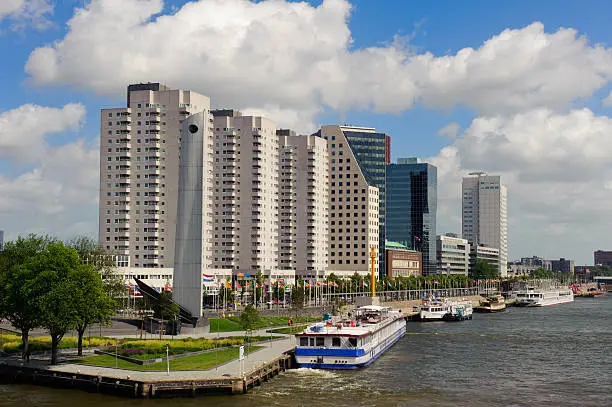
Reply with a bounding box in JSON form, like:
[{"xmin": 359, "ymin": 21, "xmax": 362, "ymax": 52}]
[{"xmin": 188, "ymin": 124, "xmax": 199, "ymax": 134}]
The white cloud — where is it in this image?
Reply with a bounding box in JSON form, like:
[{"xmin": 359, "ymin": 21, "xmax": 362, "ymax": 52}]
[
  {"xmin": 602, "ymin": 90, "xmax": 612, "ymax": 106},
  {"xmin": 427, "ymin": 108, "xmax": 612, "ymax": 264},
  {"xmin": 25, "ymin": 0, "xmax": 612, "ymax": 127},
  {"xmin": 0, "ymin": 103, "xmax": 98, "ymax": 243},
  {"xmin": 437, "ymin": 122, "xmax": 460, "ymax": 139},
  {"xmin": 0, "ymin": 0, "xmax": 53, "ymax": 29},
  {"xmin": 0, "ymin": 103, "xmax": 86, "ymax": 163}
]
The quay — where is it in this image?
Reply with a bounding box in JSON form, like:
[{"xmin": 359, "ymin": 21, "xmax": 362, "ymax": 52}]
[{"xmin": 0, "ymin": 338, "xmax": 295, "ymax": 397}]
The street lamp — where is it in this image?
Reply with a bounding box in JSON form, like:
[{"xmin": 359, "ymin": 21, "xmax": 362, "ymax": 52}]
[{"xmin": 166, "ymin": 344, "xmax": 170, "ymax": 376}]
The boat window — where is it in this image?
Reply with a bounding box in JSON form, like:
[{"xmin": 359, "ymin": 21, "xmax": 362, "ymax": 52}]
[
  {"xmin": 300, "ymin": 337, "xmax": 308, "ymax": 346},
  {"xmin": 309, "ymin": 337, "xmax": 315, "ymax": 346},
  {"xmin": 332, "ymin": 337, "xmax": 341, "ymax": 347},
  {"xmin": 316, "ymin": 337, "xmax": 325, "ymax": 347},
  {"xmin": 348, "ymin": 337, "xmax": 357, "ymax": 347}
]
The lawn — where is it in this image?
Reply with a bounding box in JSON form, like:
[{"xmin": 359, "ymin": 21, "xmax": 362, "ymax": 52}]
[
  {"xmin": 74, "ymin": 346, "xmax": 262, "ymax": 371},
  {"xmin": 208, "ymin": 315, "xmax": 320, "ymax": 333},
  {"xmin": 267, "ymin": 325, "xmax": 309, "ymax": 335}
]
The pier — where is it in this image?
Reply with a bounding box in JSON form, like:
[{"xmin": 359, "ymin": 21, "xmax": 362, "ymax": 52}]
[{"xmin": 0, "ymin": 337, "xmax": 296, "ymax": 397}]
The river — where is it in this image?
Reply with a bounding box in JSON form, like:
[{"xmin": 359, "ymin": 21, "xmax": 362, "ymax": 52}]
[{"xmin": 1, "ymin": 295, "xmax": 610, "ymax": 407}]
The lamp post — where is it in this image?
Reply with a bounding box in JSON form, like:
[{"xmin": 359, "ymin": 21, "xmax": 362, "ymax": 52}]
[{"xmin": 166, "ymin": 344, "xmax": 170, "ymax": 376}]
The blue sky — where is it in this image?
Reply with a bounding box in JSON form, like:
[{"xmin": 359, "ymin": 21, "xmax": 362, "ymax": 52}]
[{"xmin": 2, "ymin": 0, "xmax": 612, "ymax": 264}]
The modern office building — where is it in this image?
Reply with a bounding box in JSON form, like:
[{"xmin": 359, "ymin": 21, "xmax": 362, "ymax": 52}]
[
  {"xmin": 385, "ymin": 240, "xmax": 422, "ymax": 278},
  {"xmin": 278, "ymin": 131, "xmax": 329, "ymax": 280},
  {"xmin": 469, "ymin": 244, "xmax": 500, "ymax": 276},
  {"xmin": 594, "ymin": 250, "xmax": 612, "ymax": 266},
  {"xmin": 318, "ymin": 125, "xmax": 381, "ymax": 278},
  {"xmin": 386, "ymin": 157, "xmax": 437, "ymax": 274},
  {"xmin": 211, "ymin": 110, "xmax": 280, "ymax": 276},
  {"xmin": 99, "ymin": 83, "xmax": 211, "ymax": 269},
  {"xmin": 437, "ymin": 234, "xmax": 470, "ymax": 275},
  {"xmin": 550, "ymin": 258, "xmax": 575, "ymax": 274},
  {"xmin": 462, "ymin": 172, "xmax": 508, "ymax": 276}
]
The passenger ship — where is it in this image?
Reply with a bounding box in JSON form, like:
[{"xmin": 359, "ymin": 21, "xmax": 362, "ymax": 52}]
[
  {"xmin": 515, "ymin": 287, "xmax": 574, "ymax": 307},
  {"xmin": 294, "ymin": 305, "xmax": 406, "ymax": 369}
]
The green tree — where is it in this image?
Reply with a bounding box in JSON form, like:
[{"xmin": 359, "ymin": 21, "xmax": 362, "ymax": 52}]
[
  {"xmin": 72, "ymin": 265, "xmax": 116, "ymax": 356},
  {"xmin": 0, "ymin": 235, "xmax": 54, "ymax": 360},
  {"xmin": 533, "ymin": 267, "xmax": 554, "ymax": 279},
  {"xmin": 239, "ymin": 304, "xmax": 260, "ymax": 332},
  {"xmin": 291, "ymin": 281, "xmax": 305, "ymax": 318},
  {"xmin": 470, "ymin": 259, "xmax": 499, "ymax": 280},
  {"xmin": 66, "ymin": 236, "xmax": 124, "ymax": 299},
  {"xmin": 35, "ymin": 242, "xmax": 85, "ymax": 365}
]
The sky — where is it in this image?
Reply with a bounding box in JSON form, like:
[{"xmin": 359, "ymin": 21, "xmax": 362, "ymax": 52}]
[{"xmin": 1, "ymin": 0, "xmax": 612, "ymax": 265}]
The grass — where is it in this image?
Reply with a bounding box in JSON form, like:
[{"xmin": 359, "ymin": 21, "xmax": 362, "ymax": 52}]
[
  {"xmin": 208, "ymin": 315, "xmax": 320, "ymax": 333},
  {"xmin": 74, "ymin": 346, "xmax": 263, "ymax": 371},
  {"xmin": 267, "ymin": 325, "xmax": 308, "ymax": 335},
  {"xmin": 0, "ymin": 334, "xmax": 115, "ymax": 354}
]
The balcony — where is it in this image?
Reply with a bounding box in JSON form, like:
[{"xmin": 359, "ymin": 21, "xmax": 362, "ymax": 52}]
[{"xmin": 117, "ymin": 229, "xmax": 130, "ymax": 238}]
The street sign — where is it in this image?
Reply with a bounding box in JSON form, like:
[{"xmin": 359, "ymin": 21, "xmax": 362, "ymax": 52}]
[{"xmin": 239, "ymin": 345, "xmax": 245, "ymax": 360}]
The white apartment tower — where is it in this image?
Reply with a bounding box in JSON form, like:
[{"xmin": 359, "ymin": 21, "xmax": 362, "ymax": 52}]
[
  {"xmin": 211, "ymin": 110, "xmax": 279, "ymax": 275},
  {"xmin": 278, "ymin": 131, "xmax": 329, "ymax": 280},
  {"xmin": 99, "ymin": 83, "xmax": 210, "ymax": 269},
  {"xmin": 320, "ymin": 125, "xmax": 380, "ymax": 278},
  {"xmin": 462, "ymin": 172, "xmax": 508, "ymax": 276}
]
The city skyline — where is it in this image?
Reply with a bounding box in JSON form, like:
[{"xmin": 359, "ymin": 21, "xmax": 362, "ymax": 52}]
[{"xmin": 2, "ymin": 0, "xmax": 612, "ymax": 264}]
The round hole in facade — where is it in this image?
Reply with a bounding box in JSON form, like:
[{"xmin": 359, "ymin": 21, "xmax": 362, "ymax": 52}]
[{"xmin": 188, "ymin": 124, "xmax": 199, "ymax": 134}]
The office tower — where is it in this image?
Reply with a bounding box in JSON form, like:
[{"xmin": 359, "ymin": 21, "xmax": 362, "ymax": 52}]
[
  {"xmin": 319, "ymin": 125, "xmax": 381, "ymax": 278},
  {"xmin": 594, "ymin": 250, "xmax": 612, "ymax": 266},
  {"xmin": 99, "ymin": 83, "xmax": 211, "ymax": 269},
  {"xmin": 173, "ymin": 112, "xmax": 214, "ymax": 317},
  {"xmin": 386, "ymin": 158, "xmax": 437, "ymax": 274},
  {"xmin": 462, "ymin": 172, "xmax": 508, "ymax": 277},
  {"xmin": 437, "ymin": 235, "xmax": 470, "ymax": 275},
  {"xmin": 211, "ymin": 110, "xmax": 279, "ymax": 276},
  {"xmin": 278, "ymin": 131, "xmax": 329, "ymax": 280}
]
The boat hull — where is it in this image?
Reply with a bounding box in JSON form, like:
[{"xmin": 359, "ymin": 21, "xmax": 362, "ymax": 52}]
[{"xmin": 295, "ymin": 321, "xmax": 406, "ymax": 369}]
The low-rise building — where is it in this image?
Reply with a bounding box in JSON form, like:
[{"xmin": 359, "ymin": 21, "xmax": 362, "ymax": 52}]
[
  {"xmin": 436, "ymin": 234, "xmax": 470, "ymax": 275},
  {"xmin": 470, "ymin": 244, "xmax": 500, "ymax": 274},
  {"xmin": 385, "ymin": 240, "xmax": 422, "ymax": 278}
]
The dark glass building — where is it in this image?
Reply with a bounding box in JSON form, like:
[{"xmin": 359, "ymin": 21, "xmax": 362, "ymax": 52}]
[
  {"xmin": 386, "ymin": 158, "xmax": 437, "ymax": 275},
  {"xmin": 340, "ymin": 127, "xmax": 390, "ymax": 278}
]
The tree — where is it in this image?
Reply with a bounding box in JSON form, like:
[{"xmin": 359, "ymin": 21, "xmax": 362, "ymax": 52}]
[
  {"xmin": 239, "ymin": 304, "xmax": 260, "ymax": 332},
  {"xmin": 0, "ymin": 235, "xmax": 55, "ymax": 360},
  {"xmin": 72, "ymin": 265, "xmax": 116, "ymax": 356},
  {"xmin": 470, "ymin": 259, "xmax": 499, "ymax": 280},
  {"xmin": 35, "ymin": 242, "xmax": 84, "ymax": 365},
  {"xmin": 291, "ymin": 281, "xmax": 305, "ymax": 318},
  {"xmin": 152, "ymin": 290, "xmax": 180, "ymax": 338},
  {"xmin": 532, "ymin": 267, "xmax": 554, "ymax": 279},
  {"xmin": 66, "ymin": 236, "xmax": 124, "ymax": 299}
]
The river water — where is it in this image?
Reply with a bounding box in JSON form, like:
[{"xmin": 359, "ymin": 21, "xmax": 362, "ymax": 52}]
[{"xmin": 1, "ymin": 295, "xmax": 610, "ymax": 407}]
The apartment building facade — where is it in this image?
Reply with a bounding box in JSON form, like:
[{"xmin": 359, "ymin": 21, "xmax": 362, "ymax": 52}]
[
  {"xmin": 278, "ymin": 131, "xmax": 329, "ymax": 280},
  {"xmin": 319, "ymin": 125, "xmax": 380, "ymax": 278},
  {"xmin": 462, "ymin": 172, "xmax": 508, "ymax": 277},
  {"xmin": 98, "ymin": 83, "xmax": 210, "ymax": 269},
  {"xmin": 437, "ymin": 234, "xmax": 470, "ymax": 276}
]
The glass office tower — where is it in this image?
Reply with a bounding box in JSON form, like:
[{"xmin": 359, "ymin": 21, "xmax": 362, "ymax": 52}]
[
  {"xmin": 386, "ymin": 158, "xmax": 437, "ymax": 275},
  {"xmin": 340, "ymin": 127, "xmax": 390, "ymax": 278}
]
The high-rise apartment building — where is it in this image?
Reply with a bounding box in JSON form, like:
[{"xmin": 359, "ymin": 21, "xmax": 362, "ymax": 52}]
[
  {"xmin": 437, "ymin": 234, "xmax": 470, "ymax": 276},
  {"xmin": 386, "ymin": 158, "xmax": 437, "ymax": 274},
  {"xmin": 278, "ymin": 131, "xmax": 329, "ymax": 280},
  {"xmin": 211, "ymin": 110, "xmax": 279, "ymax": 276},
  {"xmin": 99, "ymin": 83, "xmax": 211, "ymax": 269},
  {"xmin": 318, "ymin": 125, "xmax": 380, "ymax": 278},
  {"xmin": 462, "ymin": 172, "xmax": 508, "ymax": 277}
]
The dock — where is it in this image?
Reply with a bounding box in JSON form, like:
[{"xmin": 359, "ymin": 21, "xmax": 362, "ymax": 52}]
[{"xmin": 0, "ymin": 338, "xmax": 296, "ymax": 397}]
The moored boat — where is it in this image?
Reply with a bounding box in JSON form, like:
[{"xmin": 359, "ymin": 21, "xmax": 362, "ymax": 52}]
[
  {"xmin": 414, "ymin": 299, "xmax": 449, "ymax": 321},
  {"xmin": 446, "ymin": 300, "xmax": 473, "ymax": 321},
  {"xmin": 515, "ymin": 287, "xmax": 574, "ymax": 307},
  {"xmin": 294, "ymin": 305, "xmax": 406, "ymax": 369},
  {"xmin": 475, "ymin": 295, "xmax": 506, "ymax": 313}
]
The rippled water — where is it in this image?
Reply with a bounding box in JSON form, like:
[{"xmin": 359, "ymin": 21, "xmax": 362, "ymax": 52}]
[{"xmin": 1, "ymin": 296, "xmax": 610, "ymax": 407}]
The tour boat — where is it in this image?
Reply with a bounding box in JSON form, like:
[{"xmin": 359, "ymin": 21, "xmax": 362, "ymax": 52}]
[
  {"xmin": 294, "ymin": 305, "xmax": 406, "ymax": 369},
  {"xmin": 515, "ymin": 287, "xmax": 574, "ymax": 307},
  {"xmin": 413, "ymin": 299, "xmax": 450, "ymax": 321},
  {"xmin": 475, "ymin": 295, "xmax": 507, "ymax": 313},
  {"xmin": 446, "ymin": 300, "xmax": 473, "ymax": 321}
]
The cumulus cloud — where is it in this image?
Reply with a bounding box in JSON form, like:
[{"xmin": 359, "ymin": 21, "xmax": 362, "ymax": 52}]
[
  {"xmin": 0, "ymin": 103, "xmax": 86, "ymax": 163},
  {"xmin": 0, "ymin": 104, "xmax": 98, "ymax": 242},
  {"xmin": 602, "ymin": 90, "xmax": 612, "ymax": 106},
  {"xmin": 437, "ymin": 122, "xmax": 460, "ymax": 139},
  {"xmin": 427, "ymin": 108, "xmax": 612, "ymax": 263},
  {"xmin": 0, "ymin": 0, "xmax": 53, "ymax": 29},
  {"xmin": 25, "ymin": 0, "xmax": 612, "ymax": 126}
]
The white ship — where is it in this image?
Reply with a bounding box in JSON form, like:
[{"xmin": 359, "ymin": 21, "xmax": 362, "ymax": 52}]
[
  {"xmin": 515, "ymin": 287, "xmax": 574, "ymax": 307},
  {"xmin": 414, "ymin": 299, "xmax": 473, "ymax": 321},
  {"xmin": 294, "ymin": 305, "xmax": 406, "ymax": 369}
]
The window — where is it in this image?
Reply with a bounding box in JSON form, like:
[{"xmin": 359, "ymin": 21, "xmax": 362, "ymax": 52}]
[
  {"xmin": 332, "ymin": 337, "xmax": 341, "ymax": 347},
  {"xmin": 348, "ymin": 338, "xmax": 357, "ymax": 347},
  {"xmin": 300, "ymin": 337, "xmax": 308, "ymax": 346}
]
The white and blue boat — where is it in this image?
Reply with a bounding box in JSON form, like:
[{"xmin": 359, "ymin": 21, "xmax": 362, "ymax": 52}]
[{"xmin": 294, "ymin": 305, "xmax": 406, "ymax": 369}]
